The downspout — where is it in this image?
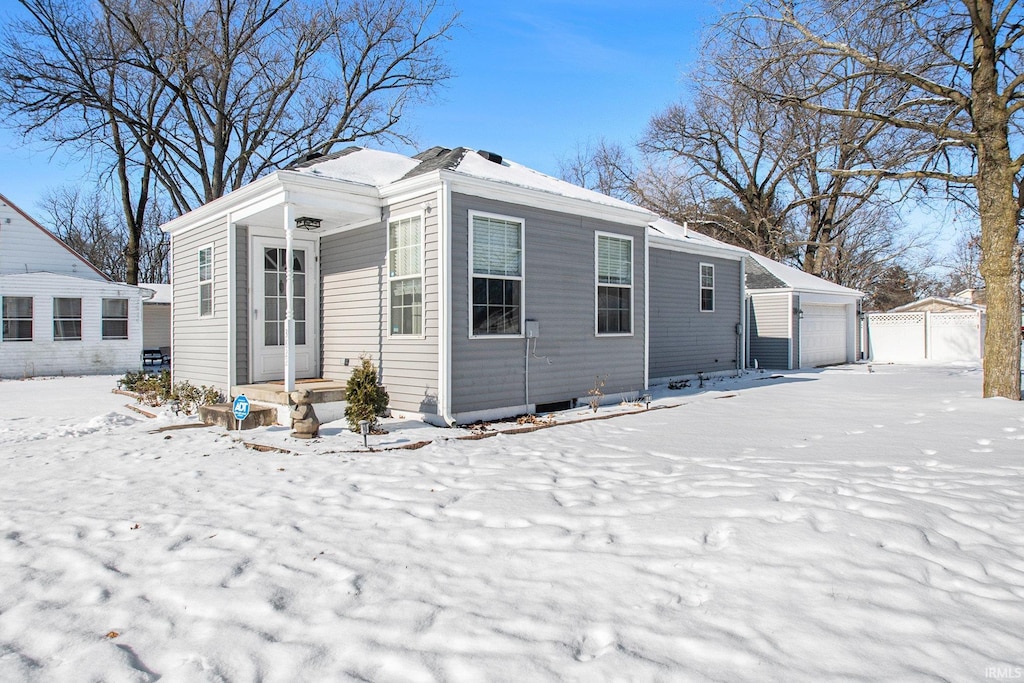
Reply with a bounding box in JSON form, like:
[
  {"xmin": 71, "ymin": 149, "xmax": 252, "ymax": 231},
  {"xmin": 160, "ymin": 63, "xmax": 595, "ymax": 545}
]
[
  {"xmin": 643, "ymin": 226, "xmax": 650, "ymax": 391},
  {"xmin": 284, "ymin": 202, "xmax": 296, "ymax": 393},
  {"xmin": 437, "ymin": 179, "xmax": 455, "ymax": 426},
  {"xmin": 227, "ymin": 211, "xmax": 236, "ymax": 395},
  {"xmin": 737, "ymin": 256, "xmax": 746, "ymax": 373}
]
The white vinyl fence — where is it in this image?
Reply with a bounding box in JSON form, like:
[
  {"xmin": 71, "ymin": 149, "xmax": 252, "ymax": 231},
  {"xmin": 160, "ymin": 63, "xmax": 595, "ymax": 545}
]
[{"xmin": 865, "ymin": 311, "xmax": 984, "ymax": 362}]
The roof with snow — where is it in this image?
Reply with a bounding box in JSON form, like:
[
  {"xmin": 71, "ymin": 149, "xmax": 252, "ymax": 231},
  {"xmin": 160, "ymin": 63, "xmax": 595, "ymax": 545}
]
[
  {"xmin": 648, "ymin": 218, "xmax": 749, "ymax": 257},
  {"xmin": 139, "ymin": 283, "xmax": 171, "ymax": 304},
  {"xmin": 745, "ymin": 252, "xmax": 863, "ymax": 297},
  {"xmin": 286, "ymin": 146, "xmax": 651, "ymax": 216}
]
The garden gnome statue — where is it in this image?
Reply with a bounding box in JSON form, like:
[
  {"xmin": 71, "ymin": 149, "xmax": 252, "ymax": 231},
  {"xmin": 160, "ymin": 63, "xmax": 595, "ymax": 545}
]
[{"xmin": 289, "ymin": 388, "xmax": 320, "ymax": 439}]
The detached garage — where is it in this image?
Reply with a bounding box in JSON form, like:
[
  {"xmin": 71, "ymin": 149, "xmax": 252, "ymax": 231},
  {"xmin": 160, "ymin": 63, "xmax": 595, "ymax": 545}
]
[{"xmin": 745, "ymin": 253, "xmax": 863, "ymax": 370}]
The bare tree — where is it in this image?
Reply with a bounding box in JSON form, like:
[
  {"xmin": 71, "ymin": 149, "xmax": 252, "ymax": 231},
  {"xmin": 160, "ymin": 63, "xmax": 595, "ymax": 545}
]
[
  {"xmin": 0, "ymin": 0, "xmax": 458, "ymax": 283},
  {"xmin": 725, "ymin": 0, "xmax": 1021, "ymax": 399},
  {"xmin": 37, "ymin": 185, "xmax": 170, "ymax": 283}
]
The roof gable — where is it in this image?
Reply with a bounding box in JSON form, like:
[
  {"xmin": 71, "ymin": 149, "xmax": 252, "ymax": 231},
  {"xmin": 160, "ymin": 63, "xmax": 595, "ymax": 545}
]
[
  {"xmin": 745, "ymin": 252, "xmax": 863, "ymax": 297},
  {"xmin": 0, "ymin": 192, "xmax": 109, "ymax": 281}
]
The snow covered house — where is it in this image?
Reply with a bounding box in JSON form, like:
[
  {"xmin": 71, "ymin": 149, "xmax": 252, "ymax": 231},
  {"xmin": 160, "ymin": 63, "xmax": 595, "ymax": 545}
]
[
  {"xmin": 0, "ymin": 192, "xmax": 149, "ymax": 379},
  {"xmin": 161, "ymin": 146, "xmax": 747, "ymax": 425},
  {"xmin": 745, "ymin": 252, "xmax": 863, "ymax": 369}
]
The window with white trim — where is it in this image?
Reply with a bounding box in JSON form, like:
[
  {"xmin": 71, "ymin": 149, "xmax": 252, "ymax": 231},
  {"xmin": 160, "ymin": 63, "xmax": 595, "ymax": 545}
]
[
  {"xmin": 198, "ymin": 245, "xmax": 213, "ymax": 317},
  {"xmin": 700, "ymin": 263, "xmax": 715, "ymax": 312},
  {"xmin": 596, "ymin": 233, "xmax": 632, "ymax": 334},
  {"xmin": 53, "ymin": 297, "xmax": 82, "ymax": 340},
  {"xmin": 2, "ymin": 296, "xmax": 32, "ymax": 341},
  {"xmin": 471, "ymin": 213, "xmax": 523, "ymax": 336},
  {"xmin": 102, "ymin": 298, "xmax": 129, "ymax": 339},
  {"xmin": 388, "ymin": 214, "xmax": 423, "ymax": 335}
]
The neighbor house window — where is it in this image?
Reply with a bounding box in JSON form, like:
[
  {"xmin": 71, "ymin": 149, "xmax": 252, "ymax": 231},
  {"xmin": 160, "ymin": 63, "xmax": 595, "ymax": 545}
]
[
  {"xmin": 53, "ymin": 298, "xmax": 82, "ymax": 340},
  {"xmin": 2, "ymin": 296, "xmax": 32, "ymax": 341},
  {"xmin": 198, "ymin": 245, "xmax": 213, "ymax": 317},
  {"xmin": 471, "ymin": 212, "xmax": 523, "ymax": 336},
  {"xmin": 102, "ymin": 298, "xmax": 129, "ymax": 339},
  {"xmin": 388, "ymin": 214, "xmax": 423, "ymax": 335},
  {"xmin": 700, "ymin": 263, "xmax": 715, "ymax": 312},
  {"xmin": 596, "ymin": 233, "xmax": 632, "ymax": 334}
]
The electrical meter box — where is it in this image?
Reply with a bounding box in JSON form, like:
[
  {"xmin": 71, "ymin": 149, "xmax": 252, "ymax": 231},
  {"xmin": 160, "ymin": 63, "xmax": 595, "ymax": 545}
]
[{"xmin": 525, "ymin": 320, "xmax": 539, "ymax": 339}]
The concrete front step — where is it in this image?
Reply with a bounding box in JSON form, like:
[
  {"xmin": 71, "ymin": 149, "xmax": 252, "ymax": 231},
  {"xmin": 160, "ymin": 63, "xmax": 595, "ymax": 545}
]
[
  {"xmin": 231, "ymin": 381, "xmax": 347, "ymax": 405},
  {"xmin": 199, "ymin": 403, "xmax": 278, "ymax": 430}
]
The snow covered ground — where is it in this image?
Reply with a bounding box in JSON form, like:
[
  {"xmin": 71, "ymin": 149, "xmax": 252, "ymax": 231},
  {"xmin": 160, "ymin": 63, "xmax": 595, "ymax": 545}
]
[{"xmin": 1, "ymin": 363, "xmax": 1022, "ymax": 682}]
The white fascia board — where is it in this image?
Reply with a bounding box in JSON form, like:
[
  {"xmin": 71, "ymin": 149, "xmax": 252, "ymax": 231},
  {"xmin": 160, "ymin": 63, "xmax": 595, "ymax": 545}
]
[
  {"xmin": 161, "ymin": 171, "xmax": 381, "ymax": 236},
  {"xmin": 648, "ymin": 234, "xmax": 746, "ymax": 261},
  {"xmin": 383, "ymin": 170, "xmax": 656, "ymax": 227},
  {"xmin": 162, "ymin": 173, "xmax": 283, "ymax": 235}
]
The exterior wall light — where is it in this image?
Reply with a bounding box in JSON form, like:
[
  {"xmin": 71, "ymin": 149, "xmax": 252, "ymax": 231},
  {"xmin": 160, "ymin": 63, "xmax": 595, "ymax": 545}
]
[{"xmin": 295, "ymin": 216, "xmax": 321, "ymax": 230}]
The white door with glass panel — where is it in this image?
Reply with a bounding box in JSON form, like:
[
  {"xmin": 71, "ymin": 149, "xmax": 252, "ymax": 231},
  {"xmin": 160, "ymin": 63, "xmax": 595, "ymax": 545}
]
[{"xmin": 251, "ymin": 236, "xmax": 317, "ymax": 382}]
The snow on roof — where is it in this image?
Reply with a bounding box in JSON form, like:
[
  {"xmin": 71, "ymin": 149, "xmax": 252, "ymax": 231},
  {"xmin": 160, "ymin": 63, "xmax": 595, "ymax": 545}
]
[
  {"xmin": 889, "ymin": 296, "xmax": 985, "ymax": 313},
  {"xmin": 648, "ymin": 218, "xmax": 749, "ymax": 255},
  {"xmin": 746, "ymin": 252, "xmax": 863, "ymax": 297},
  {"xmin": 289, "ymin": 147, "xmax": 421, "ymax": 187},
  {"xmin": 139, "ymin": 283, "xmax": 171, "ymax": 304},
  {"xmin": 451, "ymin": 150, "xmax": 649, "ymax": 214}
]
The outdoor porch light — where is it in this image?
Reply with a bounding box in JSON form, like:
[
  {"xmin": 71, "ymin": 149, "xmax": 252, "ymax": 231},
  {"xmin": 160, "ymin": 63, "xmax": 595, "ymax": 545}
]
[{"xmin": 295, "ymin": 216, "xmax": 321, "ymax": 230}]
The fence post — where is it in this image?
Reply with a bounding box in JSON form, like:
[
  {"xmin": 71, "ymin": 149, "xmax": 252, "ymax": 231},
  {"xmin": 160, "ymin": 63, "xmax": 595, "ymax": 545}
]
[{"xmin": 924, "ymin": 311, "xmax": 931, "ymax": 360}]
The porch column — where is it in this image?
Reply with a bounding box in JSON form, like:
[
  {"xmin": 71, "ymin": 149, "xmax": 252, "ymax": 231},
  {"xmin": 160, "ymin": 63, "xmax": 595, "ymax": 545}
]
[{"xmin": 283, "ymin": 203, "xmax": 296, "ymax": 392}]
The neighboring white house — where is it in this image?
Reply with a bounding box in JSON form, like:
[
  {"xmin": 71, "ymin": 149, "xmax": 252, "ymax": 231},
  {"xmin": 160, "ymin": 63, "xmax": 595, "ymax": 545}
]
[
  {"xmin": 745, "ymin": 253, "xmax": 864, "ymax": 369},
  {"xmin": 0, "ymin": 192, "xmax": 149, "ymax": 379}
]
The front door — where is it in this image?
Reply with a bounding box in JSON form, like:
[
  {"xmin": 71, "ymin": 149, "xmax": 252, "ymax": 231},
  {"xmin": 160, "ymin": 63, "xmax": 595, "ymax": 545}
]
[{"xmin": 251, "ymin": 236, "xmax": 318, "ymax": 382}]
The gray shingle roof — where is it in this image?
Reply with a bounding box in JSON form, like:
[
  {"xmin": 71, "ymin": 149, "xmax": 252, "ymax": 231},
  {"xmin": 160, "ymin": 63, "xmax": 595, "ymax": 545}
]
[
  {"xmin": 284, "ymin": 147, "xmax": 362, "ymax": 170},
  {"xmin": 745, "ymin": 256, "xmax": 787, "ymax": 289},
  {"xmin": 401, "ymin": 147, "xmax": 469, "ymax": 180}
]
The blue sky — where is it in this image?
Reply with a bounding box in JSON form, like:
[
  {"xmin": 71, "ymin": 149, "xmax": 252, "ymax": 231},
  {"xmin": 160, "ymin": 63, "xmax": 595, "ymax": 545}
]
[{"xmin": 0, "ymin": 0, "xmax": 720, "ymax": 213}]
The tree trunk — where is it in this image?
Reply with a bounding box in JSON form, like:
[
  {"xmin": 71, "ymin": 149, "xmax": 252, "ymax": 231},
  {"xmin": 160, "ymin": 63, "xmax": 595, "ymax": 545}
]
[{"xmin": 973, "ymin": 0, "xmax": 1022, "ymax": 399}]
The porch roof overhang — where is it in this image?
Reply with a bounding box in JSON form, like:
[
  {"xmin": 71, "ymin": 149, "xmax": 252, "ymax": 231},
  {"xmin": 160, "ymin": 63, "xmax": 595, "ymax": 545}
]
[{"xmin": 161, "ymin": 170, "xmax": 382, "ymax": 237}]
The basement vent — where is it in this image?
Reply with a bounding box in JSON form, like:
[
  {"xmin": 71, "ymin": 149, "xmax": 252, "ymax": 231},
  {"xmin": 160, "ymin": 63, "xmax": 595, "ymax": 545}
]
[
  {"xmin": 535, "ymin": 400, "xmax": 571, "ymax": 413},
  {"xmin": 477, "ymin": 150, "xmax": 503, "ymax": 164}
]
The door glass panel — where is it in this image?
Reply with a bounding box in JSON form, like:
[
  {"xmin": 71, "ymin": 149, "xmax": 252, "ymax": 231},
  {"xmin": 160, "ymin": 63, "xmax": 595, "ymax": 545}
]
[{"xmin": 263, "ymin": 246, "xmax": 307, "ymax": 347}]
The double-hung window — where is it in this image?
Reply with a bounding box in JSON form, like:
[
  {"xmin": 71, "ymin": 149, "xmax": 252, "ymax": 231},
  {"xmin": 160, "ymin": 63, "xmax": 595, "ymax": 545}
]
[
  {"xmin": 2, "ymin": 296, "xmax": 32, "ymax": 341},
  {"xmin": 198, "ymin": 245, "xmax": 213, "ymax": 317},
  {"xmin": 596, "ymin": 233, "xmax": 632, "ymax": 335},
  {"xmin": 388, "ymin": 214, "xmax": 423, "ymax": 336},
  {"xmin": 102, "ymin": 298, "xmax": 129, "ymax": 339},
  {"xmin": 53, "ymin": 298, "xmax": 82, "ymax": 340},
  {"xmin": 471, "ymin": 213, "xmax": 523, "ymax": 336},
  {"xmin": 700, "ymin": 263, "xmax": 715, "ymax": 312}
]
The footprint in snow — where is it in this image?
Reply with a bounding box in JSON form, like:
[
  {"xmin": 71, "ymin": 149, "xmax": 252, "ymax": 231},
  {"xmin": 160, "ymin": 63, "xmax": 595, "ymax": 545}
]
[
  {"xmin": 702, "ymin": 525, "xmax": 732, "ymax": 550},
  {"xmin": 572, "ymin": 626, "xmax": 615, "ymax": 662}
]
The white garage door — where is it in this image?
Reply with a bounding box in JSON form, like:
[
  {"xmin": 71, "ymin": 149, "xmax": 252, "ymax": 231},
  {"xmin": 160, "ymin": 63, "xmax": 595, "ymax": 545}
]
[{"xmin": 801, "ymin": 304, "xmax": 848, "ymax": 367}]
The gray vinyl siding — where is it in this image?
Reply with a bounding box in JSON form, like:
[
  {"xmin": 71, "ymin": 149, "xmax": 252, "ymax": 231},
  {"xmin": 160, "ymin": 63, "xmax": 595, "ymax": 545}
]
[
  {"xmin": 235, "ymin": 225, "xmax": 248, "ymax": 382},
  {"xmin": 450, "ymin": 193, "xmax": 646, "ymax": 415},
  {"xmin": 649, "ymin": 249, "xmax": 742, "ymax": 379},
  {"xmin": 747, "ymin": 292, "xmax": 792, "ymax": 370},
  {"xmin": 320, "ymin": 193, "xmax": 439, "ymax": 415},
  {"xmin": 170, "ymin": 217, "xmax": 230, "ymax": 390}
]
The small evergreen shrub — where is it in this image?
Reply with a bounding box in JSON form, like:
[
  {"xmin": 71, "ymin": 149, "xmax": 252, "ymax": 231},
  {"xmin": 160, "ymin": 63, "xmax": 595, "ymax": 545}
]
[{"xmin": 344, "ymin": 356, "xmax": 389, "ymax": 432}]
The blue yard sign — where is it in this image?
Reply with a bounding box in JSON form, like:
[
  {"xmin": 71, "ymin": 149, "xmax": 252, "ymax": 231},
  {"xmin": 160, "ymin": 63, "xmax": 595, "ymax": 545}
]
[{"xmin": 232, "ymin": 395, "xmax": 251, "ymax": 422}]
